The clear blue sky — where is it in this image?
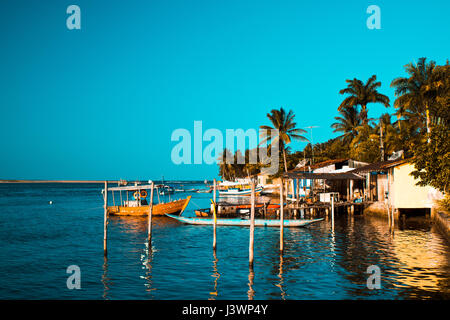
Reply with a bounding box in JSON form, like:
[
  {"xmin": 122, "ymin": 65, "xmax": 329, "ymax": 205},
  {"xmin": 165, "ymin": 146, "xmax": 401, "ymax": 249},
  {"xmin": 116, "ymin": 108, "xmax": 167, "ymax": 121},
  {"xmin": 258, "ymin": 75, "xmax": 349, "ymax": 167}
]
[{"xmin": 0, "ymin": 0, "xmax": 448, "ymax": 180}]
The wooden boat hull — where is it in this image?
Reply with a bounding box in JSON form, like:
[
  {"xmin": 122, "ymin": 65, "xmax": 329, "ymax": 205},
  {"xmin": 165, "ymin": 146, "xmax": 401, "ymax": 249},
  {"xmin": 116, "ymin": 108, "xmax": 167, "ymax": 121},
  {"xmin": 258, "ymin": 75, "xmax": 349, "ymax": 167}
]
[
  {"xmin": 165, "ymin": 214, "xmax": 323, "ymax": 227},
  {"xmin": 107, "ymin": 196, "xmax": 191, "ymax": 216}
]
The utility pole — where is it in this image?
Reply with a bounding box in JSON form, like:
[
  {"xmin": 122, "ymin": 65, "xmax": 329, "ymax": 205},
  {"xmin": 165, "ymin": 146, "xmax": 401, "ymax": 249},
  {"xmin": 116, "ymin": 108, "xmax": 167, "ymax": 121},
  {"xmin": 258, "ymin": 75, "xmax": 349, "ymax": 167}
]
[
  {"xmin": 379, "ymin": 117, "xmax": 384, "ymax": 161},
  {"xmin": 305, "ymin": 126, "xmax": 318, "ymax": 165}
]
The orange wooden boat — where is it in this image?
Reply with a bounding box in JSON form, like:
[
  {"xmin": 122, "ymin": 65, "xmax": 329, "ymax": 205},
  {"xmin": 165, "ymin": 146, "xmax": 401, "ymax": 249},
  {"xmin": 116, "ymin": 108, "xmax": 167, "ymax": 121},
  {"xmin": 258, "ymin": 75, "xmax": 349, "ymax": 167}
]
[{"xmin": 107, "ymin": 196, "xmax": 191, "ymax": 216}]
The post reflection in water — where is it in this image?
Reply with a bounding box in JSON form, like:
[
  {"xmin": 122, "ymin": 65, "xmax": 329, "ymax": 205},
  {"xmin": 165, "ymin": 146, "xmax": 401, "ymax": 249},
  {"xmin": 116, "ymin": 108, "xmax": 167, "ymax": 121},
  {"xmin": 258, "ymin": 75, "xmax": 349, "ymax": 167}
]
[
  {"xmin": 142, "ymin": 241, "xmax": 156, "ymax": 297},
  {"xmin": 209, "ymin": 250, "xmax": 220, "ymax": 300},
  {"xmin": 275, "ymin": 255, "xmax": 286, "ymax": 300},
  {"xmin": 102, "ymin": 255, "xmax": 110, "ymax": 300},
  {"xmin": 247, "ymin": 266, "xmax": 255, "ymax": 300}
]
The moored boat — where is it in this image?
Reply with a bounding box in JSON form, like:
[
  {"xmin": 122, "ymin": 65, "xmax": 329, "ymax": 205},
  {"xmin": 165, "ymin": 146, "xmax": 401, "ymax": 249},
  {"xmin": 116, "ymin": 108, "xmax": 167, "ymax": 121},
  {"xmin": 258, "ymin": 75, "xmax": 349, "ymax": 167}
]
[
  {"xmin": 218, "ymin": 186, "xmax": 263, "ymax": 196},
  {"xmin": 104, "ymin": 183, "xmax": 191, "ymax": 216},
  {"xmin": 166, "ymin": 214, "xmax": 323, "ymax": 227},
  {"xmin": 108, "ymin": 196, "xmax": 191, "ymax": 216}
]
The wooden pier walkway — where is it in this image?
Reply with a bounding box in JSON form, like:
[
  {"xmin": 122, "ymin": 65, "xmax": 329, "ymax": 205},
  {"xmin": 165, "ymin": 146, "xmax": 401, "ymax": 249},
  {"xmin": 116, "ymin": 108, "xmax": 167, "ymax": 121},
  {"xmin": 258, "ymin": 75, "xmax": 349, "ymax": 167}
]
[{"xmin": 268, "ymin": 201, "xmax": 374, "ymax": 219}]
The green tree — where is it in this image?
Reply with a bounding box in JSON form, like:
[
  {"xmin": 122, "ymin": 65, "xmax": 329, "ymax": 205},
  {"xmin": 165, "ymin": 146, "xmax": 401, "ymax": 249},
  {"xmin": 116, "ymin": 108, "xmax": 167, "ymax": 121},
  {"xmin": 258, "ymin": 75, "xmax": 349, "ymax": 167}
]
[
  {"xmin": 338, "ymin": 75, "xmax": 390, "ymax": 124},
  {"xmin": 410, "ymin": 123, "xmax": 450, "ymax": 194},
  {"xmin": 424, "ymin": 61, "xmax": 450, "ymax": 125},
  {"xmin": 331, "ymin": 105, "xmax": 361, "ymax": 145},
  {"xmin": 260, "ymin": 108, "xmax": 308, "ymax": 173},
  {"xmin": 375, "ymin": 113, "xmax": 403, "ymax": 160},
  {"xmin": 348, "ymin": 124, "xmax": 380, "ymax": 163}
]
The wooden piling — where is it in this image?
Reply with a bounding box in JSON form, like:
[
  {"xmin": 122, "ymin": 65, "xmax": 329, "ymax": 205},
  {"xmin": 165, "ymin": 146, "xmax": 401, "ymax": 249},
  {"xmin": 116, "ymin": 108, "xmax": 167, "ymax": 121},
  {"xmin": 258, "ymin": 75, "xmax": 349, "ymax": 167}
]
[
  {"xmin": 148, "ymin": 182, "xmax": 154, "ymax": 250},
  {"xmin": 387, "ymin": 202, "xmax": 391, "ymax": 226},
  {"xmin": 249, "ymin": 180, "xmax": 255, "ymax": 268},
  {"xmin": 284, "ymin": 181, "xmax": 288, "ymax": 205},
  {"xmin": 103, "ymin": 181, "xmax": 108, "ymax": 256},
  {"xmin": 296, "ymin": 178, "xmax": 300, "ymax": 207},
  {"xmin": 349, "ymin": 179, "xmax": 354, "ymax": 201},
  {"xmin": 279, "ymin": 180, "xmax": 284, "ymax": 255},
  {"xmin": 263, "ymin": 202, "xmax": 267, "ymax": 218},
  {"xmin": 213, "ymin": 179, "xmax": 217, "ymax": 251}
]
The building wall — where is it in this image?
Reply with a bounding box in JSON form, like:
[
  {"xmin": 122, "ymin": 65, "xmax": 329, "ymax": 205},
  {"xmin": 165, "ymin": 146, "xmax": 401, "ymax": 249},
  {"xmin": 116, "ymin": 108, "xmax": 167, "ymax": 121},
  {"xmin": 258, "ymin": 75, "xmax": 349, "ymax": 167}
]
[
  {"xmin": 390, "ymin": 163, "xmax": 440, "ymax": 209},
  {"xmin": 377, "ymin": 174, "xmax": 388, "ymax": 201},
  {"xmin": 314, "ymin": 164, "xmax": 336, "ymax": 173}
]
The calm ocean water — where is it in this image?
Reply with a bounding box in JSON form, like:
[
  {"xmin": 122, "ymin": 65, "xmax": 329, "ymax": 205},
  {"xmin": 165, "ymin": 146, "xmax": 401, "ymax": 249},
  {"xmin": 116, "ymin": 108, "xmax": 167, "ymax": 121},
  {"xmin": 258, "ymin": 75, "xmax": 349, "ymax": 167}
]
[{"xmin": 0, "ymin": 183, "xmax": 449, "ymax": 300}]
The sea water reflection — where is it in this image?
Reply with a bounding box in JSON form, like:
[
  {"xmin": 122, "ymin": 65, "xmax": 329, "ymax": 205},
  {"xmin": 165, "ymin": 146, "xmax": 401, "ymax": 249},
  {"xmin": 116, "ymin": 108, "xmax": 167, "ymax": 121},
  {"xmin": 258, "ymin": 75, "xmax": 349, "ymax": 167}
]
[
  {"xmin": 104, "ymin": 213, "xmax": 450, "ymax": 299},
  {"xmin": 0, "ymin": 184, "xmax": 449, "ymax": 299}
]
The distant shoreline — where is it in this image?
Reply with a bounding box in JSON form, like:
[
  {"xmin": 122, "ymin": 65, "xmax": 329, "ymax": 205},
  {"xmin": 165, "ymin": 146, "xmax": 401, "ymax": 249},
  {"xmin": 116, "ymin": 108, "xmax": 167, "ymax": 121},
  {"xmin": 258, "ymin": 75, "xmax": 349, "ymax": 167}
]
[
  {"xmin": 0, "ymin": 180, "xmax": 208, "ymax": 184},
  {"xmin": 0, "ymin": 180, "xmax": 117, "ymax": 183}
]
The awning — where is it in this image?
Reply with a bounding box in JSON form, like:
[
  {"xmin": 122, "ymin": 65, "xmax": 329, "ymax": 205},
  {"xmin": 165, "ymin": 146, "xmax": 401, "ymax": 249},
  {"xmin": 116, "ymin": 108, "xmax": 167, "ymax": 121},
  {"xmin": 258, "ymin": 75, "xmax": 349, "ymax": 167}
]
[{"xmin": 107, "ymin": 184, "xmax": 156, "ymax": 191}]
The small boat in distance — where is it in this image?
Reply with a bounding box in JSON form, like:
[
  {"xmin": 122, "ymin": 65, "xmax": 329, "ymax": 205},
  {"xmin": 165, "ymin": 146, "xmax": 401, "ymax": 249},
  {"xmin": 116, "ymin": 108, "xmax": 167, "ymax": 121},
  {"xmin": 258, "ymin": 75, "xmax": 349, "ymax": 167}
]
[
  {"xmin": 166, "ymin": 214, "xmax": 323, "ymax": 227},
  {"xmin": 217, "ymin": 179, "xmax": 264, "ymax": 196},
  {"xmin": 159, "ymin": 185, "xmax": 175, "ymax": 195},
  {"xmin": 197, "ymin": 188, "xmax": 212, "ymax": 193}
]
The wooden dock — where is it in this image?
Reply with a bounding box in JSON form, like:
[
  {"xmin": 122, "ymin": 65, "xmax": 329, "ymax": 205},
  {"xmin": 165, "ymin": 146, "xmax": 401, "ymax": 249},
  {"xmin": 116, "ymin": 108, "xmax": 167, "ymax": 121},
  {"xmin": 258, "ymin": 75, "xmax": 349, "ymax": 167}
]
[{"xmin": 264, "ymin": 201, "xmax": 373, "ymax": 219}]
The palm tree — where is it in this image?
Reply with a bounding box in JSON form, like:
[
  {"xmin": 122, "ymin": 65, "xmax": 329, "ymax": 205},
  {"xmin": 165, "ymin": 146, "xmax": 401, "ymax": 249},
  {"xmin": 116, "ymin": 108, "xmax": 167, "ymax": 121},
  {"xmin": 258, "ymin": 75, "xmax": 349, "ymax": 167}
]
[
  {"xmin": 390, "ymin": 57, "xmax": 437, "ymax": 141},
  {"xmin": 423, "ymin": 61, "xmax": 450, "ymax": 125},
  {"xmin": 338, "ymin": 75, "xmax": 390, "ymax": 123},
  {"xmin": 218, "ymin": 148, "xmax": 234, "ymax": 180},
  {"xmin": 260, "ymin": 108, "xmax": 308, "ymax": 173},
  {"xmin": 331, "ymin": 105, "xmax": 361, "ymax": 145}
]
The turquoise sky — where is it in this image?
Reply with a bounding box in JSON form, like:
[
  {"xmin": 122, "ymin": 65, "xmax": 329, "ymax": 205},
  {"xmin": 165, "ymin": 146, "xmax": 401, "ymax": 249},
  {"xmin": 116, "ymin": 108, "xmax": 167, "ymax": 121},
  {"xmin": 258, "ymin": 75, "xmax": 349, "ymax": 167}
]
[{"xmin": 0, "ymin": 0, "xmax": 448, "ymax": 180}]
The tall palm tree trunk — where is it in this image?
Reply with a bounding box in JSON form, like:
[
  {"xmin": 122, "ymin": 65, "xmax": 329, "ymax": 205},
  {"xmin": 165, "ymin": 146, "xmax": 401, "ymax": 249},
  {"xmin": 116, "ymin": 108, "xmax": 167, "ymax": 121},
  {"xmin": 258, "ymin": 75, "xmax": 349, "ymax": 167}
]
[
  {"xmin": 426, "ymin": 106, "xmax": 431, "ymax": 144},
  {"xmin": 361, "ymin": 104, "xmax": 368, "ymax": 124},
  {"xmin": 282, "ymin": 148, "xmax": 288, "ymax": 173}
]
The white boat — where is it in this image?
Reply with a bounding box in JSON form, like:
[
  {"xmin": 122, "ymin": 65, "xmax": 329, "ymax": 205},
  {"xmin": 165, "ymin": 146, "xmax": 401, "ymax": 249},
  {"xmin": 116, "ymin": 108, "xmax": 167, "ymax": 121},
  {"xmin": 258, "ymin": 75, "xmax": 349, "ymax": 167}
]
[
  {"xmin": 218, "ymin": 186, "xmax": 263, "ymax": 196},
  {"xmin": 165, "ymin": 214, "xmax": 323, "ymax": 227}
]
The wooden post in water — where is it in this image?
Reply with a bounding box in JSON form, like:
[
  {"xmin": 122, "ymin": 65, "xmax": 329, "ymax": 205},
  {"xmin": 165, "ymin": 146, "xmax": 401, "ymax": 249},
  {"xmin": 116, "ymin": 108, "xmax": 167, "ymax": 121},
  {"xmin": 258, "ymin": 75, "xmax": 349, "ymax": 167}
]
[
  {"xmin": 387, "ymin": 200, "xmax": 391, "ymax": 227},
  {"xmin": 249, "ymin": 180, "xmax": 256, "ymax": 268},
  {"xmin": 148, "ymin": 182, "xmax": 154, "ymax": 250},
  {"xmin": 103, "ymin": 181, "xmax": 108, "ymax": 256},
  {"xmin": 391, "ymin": 206, "xmax": 395, "ymax": 229},
  {"xmin": 213, "ymin": 179, "xmax": 217, "ymax": 251},
  {"xmin": 349, "ymin": 179, "xmax": 353, "ymax": 201},
  {"xmin": 263, "ymin": 202, "xmax": 267, "ymax": 218},
  {"xmin": 290, "ymin": 180, "xmax": 295, "ymax": 203},
  {"xmin": 331, "ymin": 194, "xmax": 335, "ymax": 232},
  {"xmin": 296, "ymin": 178, "xmax": 300, "ymax": 207},
  {"xmin": 279, "ymin": 180, "xmax": 284, "ymax": 255}
]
